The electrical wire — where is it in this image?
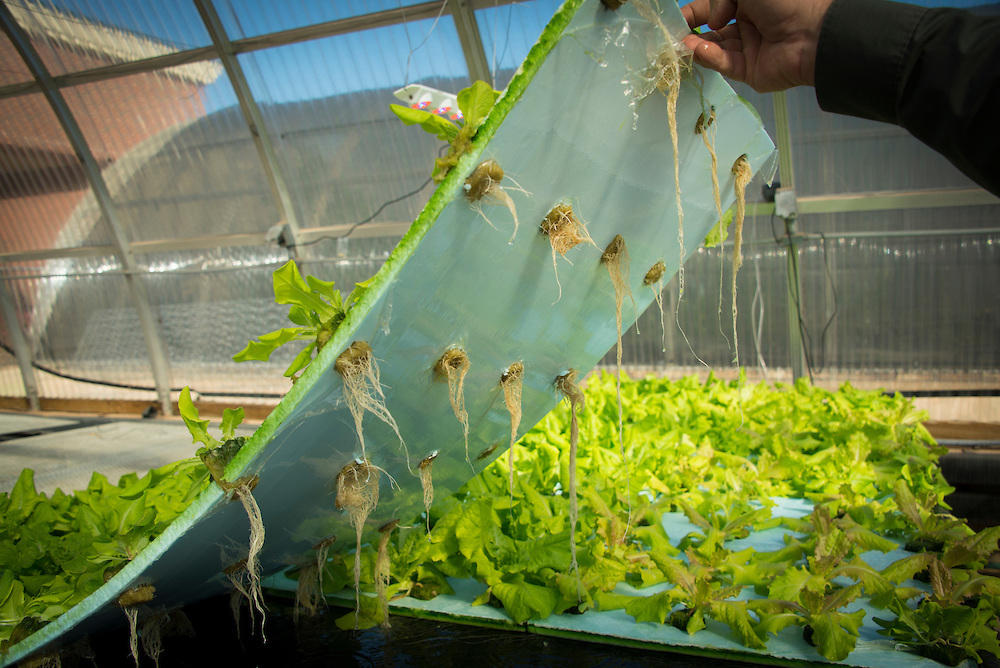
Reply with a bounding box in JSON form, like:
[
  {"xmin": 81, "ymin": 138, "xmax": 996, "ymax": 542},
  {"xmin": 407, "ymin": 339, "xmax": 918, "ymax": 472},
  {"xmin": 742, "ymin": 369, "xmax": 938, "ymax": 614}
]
[
  {"xmin": 749, "ymin": 207, "xmax": 768, "ymax": 378},
  {"xmin": 287, "ymin": 143, "xmax": 446, "ymax": 249},
  {"xmin": 0, "ymin": 341, "xmax": 283, "ymax": 399},
  {"xmin": 286, "ymin": 174, "xmax": 435, "ymax": 249}
]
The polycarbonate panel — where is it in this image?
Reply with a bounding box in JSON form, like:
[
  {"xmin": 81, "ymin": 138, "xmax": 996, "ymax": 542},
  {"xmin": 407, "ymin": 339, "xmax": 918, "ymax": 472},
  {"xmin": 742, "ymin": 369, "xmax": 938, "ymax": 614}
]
[
  {"xmin": 475, "ymin": 0, "xmax": 561, "ymax": 89},
  {"xmin": 214, "ymin": 0, "xmax": 438, "ymax": 40},
  {"xmin": 135, "ymin": 244, "xmax": 398, "ymax": 399},
  {"xmin": 604, "ymin": 205, "xmax": 1000, "ymax": 384},
  {"xmin": 0, "ymin": 93, "xmax": 115, "ymax": 253},
  {"xmin": 58, "ymin": 65, "xmax": 282, "ymax": 242},
  {"xmin": 0, "ymin": 344, "xmax": 23, "ymax": 398},
  {"xmin": 0, "ymin": 256, "xmax": 167, "ymax": 398},
  {"xmin": 0, "ymin": 28, "xmax": 34, "ymax": 86},
  {"xmin": 240, "ymin": 19, "xmax": 469, "ymax": 242},
  {"xmin": 6, "ymin": 0, "xmax": 212, "ymax": 77},
  {"xmin": 783, "ymin": 85, "xmax": 980, "ymax": 196}
]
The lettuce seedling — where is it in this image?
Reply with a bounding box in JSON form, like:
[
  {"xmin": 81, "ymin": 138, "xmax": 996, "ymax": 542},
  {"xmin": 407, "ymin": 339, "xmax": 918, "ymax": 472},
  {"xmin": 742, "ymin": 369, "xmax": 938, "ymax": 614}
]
[
  {"xmin": 233, "ymin": 261, "xmax": 371, "ymax": 380},
  {"xmin": 874, "ymin": 596, "xmax": 1000, "ymax": 666},
  {"xmin": 625, "ymin": 549, "xmax": 766, "ymax": 650},
  {"xmin": 390, "ymin": 81, "xmax": 500, "ymax": 183},
  {"xmin": 178, "ymin": 389, "xmax": 266, "ymax": 635},
  {"xmin": 892, "ymin": 478, "xmax": 970, "ymax": 553}
]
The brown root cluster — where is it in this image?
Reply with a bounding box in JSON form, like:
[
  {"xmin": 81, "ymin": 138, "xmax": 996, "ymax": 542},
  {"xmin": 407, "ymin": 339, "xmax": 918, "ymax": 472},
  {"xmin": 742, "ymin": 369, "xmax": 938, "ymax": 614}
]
[
  {"xmin": 500, "ymin": 363, "xmax": 524, "ymax": 499},
  {"xmin": 644, "ymin": 261, "xmax": 668, "ymax": 352},
  {"xmin": 601, "ymin": 235, "xmax": 634, "ymax": 537},
  {"xmin": 731, "ymin": 154, "xmax": 753, "ymax": 367},
  {"xmin": 555, "ymin": 370, "xmax": 586, "ymax": 598},
  {"xmin": 465, "ymin": 159, "xmax": 520, "ymax": 242},
  {"xmin": 418, "ymin": 452, "xmax": 438, "ymax": 532},
  {"xmin": 336, "ymin": 459, "xmax": 381, "ymax": 630},
  {"xmin": 434, "ymin": 348, "xmax": 471, "ymax": 463},
  {"xmin": 335, "ymin": 341, "xmax": 404, "ymax": 463},
  {"xmin": 294, "ymin": 563, "xmax": 323, "ymax": 623},
  {"xmin": 376, "ymin": 519, "xmax": 399, "ymax": 629},
  {"xmin": 540, "ymin": 204, "xmax": 597, "ymax": 302},
  {"xmin": 116, "ymin": 585, "xmax": 155, "ymax": 667},
  {"xmin": 234, "ymin": 479, "xmax": 266, "ymax": 636}
]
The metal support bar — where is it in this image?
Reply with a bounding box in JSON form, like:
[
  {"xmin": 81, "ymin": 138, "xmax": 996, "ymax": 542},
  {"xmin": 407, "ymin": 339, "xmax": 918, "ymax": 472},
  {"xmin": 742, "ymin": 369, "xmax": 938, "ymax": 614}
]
[
  {"xmin": 1, "ymin": 4, "xmax": 173, "ymax": 415},
  {"xmin": 771, "ymin": 90, "xmax": 808, "ymax": 381},
  {"xmin": 0, "ymin": 281, "xmax": 40, "ymax": 410},
  {"xmin": 449, "ymin": 0, "xmax": 493, "ymax": 85}
]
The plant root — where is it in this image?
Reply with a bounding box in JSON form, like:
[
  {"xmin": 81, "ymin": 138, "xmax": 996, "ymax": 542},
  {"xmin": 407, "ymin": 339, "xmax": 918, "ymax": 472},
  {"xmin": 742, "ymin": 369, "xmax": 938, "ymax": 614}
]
[
  {"xmin": 336, "ymin": 459, "xmax": 382, "ymax": 630},
  {"xmin": 697, "ymin": 108, "xmax": 731, "ymax": 348},
  {"xmin": 139, "ymin": 611, "xmax": 170, "ymax": 668},
  {"xmin": 434, "ymin": 348, "xmax": 471, "ymax": 466},
  {"xmin": 644, "ymin": 261, "xmax": 667, "ymax": 353},
  {"xmin": 466, "ymin": 159, "xmax": 520, "ymax": 242},
  {"xmin": 555, "ymin": 370, "xmax": 586, "ymax": 600},
  {"xmin": 336, "ymin": 341, "xmax": 405, "ymax": 465},
  {"xmin": 222, "ymin": 556, "xmax": 250, "ymax": 636},
  {"xmin": 312, "ymin": 535, "xmax": 337, "ymax": 593},
  {"xmin": 418, "ymin": 452, "xmax": 438, "ymax": 532},
  {"xmin": 116, "ymin": 585, "xmax": 154, "ymax": 668},
  {"xmin": 294, "ymin": 563, "xmax": 323, "ymax": 623},
  {"xmin": 601, "ymin": 235, "xmax": 634, "ymax": 537},
  {"xmin": 500, "ymin": 363, "xmax": 524, "ymax": 500},
  {"xmin": 540, "ymin": 204, "xmax": 598, "ymax": 302},
  {"xmin": 731, "ymin": 154, "xmax": 752, "ymax": 368},
  {"xmin": 227, "ymin": 477, "xmax": 267, "ymax": 638},
  {"xmin": 376, "ymin": 519, "xmax": 399, "ymax": 629},
  {"xmin": 633, "ymin": 0, "xmax": 688, "ymax": 303}
]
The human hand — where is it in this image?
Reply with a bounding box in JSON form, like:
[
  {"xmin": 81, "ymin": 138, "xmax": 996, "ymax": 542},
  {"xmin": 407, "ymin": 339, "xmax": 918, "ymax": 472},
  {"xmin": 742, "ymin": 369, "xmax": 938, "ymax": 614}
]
[{"xmin": 680, "ymin": 0, "xmax": 834, "ymax": 93}]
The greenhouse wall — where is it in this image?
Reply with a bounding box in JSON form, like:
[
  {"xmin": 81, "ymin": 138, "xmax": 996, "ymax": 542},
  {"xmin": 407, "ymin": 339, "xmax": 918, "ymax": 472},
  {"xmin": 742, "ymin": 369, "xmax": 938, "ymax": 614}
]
[{"xmin": 0, "ymin": 0, "xmax": 997, "ymax": 412}]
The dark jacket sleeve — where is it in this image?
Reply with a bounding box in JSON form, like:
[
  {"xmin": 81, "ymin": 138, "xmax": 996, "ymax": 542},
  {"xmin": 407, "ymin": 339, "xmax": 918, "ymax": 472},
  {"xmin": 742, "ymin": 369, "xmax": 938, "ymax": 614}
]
[{"xmin": 814, "ymin": 0, "xmax": 1000, "ymax": 196}]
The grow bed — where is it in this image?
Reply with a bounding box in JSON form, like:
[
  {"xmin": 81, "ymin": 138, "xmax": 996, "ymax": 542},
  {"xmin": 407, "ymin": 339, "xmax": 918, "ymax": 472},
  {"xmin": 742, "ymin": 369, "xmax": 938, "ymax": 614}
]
[
  {"xmin": 1, "ymin": 0, "xmax": 778, "ymax": 663},
  {"xmin": 267, "ymin": 374, "xmax": 1000, "ymax": 668}
]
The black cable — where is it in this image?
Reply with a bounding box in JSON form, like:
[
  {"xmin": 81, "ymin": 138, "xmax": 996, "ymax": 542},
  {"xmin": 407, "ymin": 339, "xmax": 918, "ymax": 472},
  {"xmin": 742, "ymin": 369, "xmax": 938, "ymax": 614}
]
[
  {"xmin": 811, "ymin": 232, "xmax": 839, "ymax": 374},
  {"xmin": 0, "ymin": 340, "xmax": 283, "ymax": 399},
  {"xmin": 786, "ymin": 246, "xmax": 816, "ymax": 384},
  {"xmin": 286, "ymin": 144, "xmax": 448, "ymax": 249},
  {"xmin": 288, "ymin": 174, "xmax": 435, "ymax": 249}
]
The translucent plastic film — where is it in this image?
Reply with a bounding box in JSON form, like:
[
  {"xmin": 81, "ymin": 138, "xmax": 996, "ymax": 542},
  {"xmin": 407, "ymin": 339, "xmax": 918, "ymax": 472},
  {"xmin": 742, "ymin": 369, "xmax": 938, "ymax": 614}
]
[{"xmin": 1, "ymin": 0, "xmax": 774, "ymax": 662}]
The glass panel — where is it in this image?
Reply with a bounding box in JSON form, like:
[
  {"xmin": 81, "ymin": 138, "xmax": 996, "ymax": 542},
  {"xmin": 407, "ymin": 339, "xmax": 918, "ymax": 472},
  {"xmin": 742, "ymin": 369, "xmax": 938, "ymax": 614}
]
[
  {"xmin": 7, "ymin": 0, "xmax": 211, "ymax": 76},
  {"xmin": 240, "ymin": 20, "xmax": 469, "ymax": 242},
  {"xmin": 134, "ymin": 244, "xmax": 399, "ymax": 398},
  {"xmin": 475, "ymin": 0, "xmax": 562, "ymax": 90},
  {"xmin": 603, "ymin": 205, "xmax": 1000, "ymax": 389},
  {"xmin": 0, "ymin": 93, "xmax": 114, "ymax": 253},
  {"xmin": 0, "ymin": 256, "xmax": 168, "ymax": 398},
  {"xmin": 784, "ymin": 85, "xmax": 979, "ymax": 196},
  {"xmin": 0, "ymin": 28, "xmax": 34, "ymax": 86},
  {"xmin": 60, "ymin": 63, "xmax": 282, "ymax": 243},
  {"xmin": 215, "ymin": 0, "xmax": 435, "ymax": 40}
]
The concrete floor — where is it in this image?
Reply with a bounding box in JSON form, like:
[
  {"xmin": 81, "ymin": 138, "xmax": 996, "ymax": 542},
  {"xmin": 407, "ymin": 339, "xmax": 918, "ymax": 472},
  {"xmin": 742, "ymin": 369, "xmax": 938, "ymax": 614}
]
[{"xmin": 0, "ymin": 413, "xmax": 233, "ymax": 495}]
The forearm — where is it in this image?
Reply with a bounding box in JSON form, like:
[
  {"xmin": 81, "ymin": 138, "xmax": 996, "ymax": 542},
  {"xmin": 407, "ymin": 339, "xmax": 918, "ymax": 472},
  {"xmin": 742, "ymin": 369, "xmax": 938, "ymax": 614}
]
[{"xmin": 815, "ymin": 0, "xmax": 1000, "ymax": 194}]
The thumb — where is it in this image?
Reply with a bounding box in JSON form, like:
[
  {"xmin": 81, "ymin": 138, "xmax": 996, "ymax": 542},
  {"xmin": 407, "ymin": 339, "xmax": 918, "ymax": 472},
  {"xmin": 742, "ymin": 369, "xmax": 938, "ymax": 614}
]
[{"xmin": 707, "ymin": 0, "xmax": 738, "ymax": 30}]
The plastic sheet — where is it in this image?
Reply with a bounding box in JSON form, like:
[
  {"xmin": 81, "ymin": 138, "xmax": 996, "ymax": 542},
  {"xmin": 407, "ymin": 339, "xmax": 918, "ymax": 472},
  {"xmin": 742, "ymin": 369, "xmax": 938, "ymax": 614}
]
[{"xmin": 1, "ymin": 0, "xmax": 774, "ymax": 663}]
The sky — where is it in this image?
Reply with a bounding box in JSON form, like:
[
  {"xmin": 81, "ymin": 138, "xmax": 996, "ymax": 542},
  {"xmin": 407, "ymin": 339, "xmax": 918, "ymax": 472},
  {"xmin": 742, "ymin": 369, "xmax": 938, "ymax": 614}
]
[{"xmin": 28, "ymin": 0, "xmax": 1000, "ymax": 112}]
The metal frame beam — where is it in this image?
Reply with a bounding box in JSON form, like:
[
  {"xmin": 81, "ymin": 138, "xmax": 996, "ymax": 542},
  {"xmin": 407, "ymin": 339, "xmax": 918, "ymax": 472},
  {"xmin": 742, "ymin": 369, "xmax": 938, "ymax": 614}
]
[
  {"xmin": 450, "ymin": 0, "xmax": 493, "ymax": 85},
  {"xmin": 1, "ymin": 3, "xmax": 173, "ymax": 415},
  {"xmin": 192, "ymin": 0, "xmax": 304, "ymax": 255},
  {"xmin": 0, "ymin": 280, "xmax": 39, "ymax": 410}
]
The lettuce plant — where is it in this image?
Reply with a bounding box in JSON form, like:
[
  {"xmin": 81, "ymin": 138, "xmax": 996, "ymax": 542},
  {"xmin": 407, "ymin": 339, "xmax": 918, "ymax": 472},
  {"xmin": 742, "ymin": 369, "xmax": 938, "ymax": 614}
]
[
  {"xmin": 233, "ymin": 260, "xmax": 370, "ymax": 380},
  {"xmin": 390, "ymin": 81, "xmax": 500, "ymax": 183}
]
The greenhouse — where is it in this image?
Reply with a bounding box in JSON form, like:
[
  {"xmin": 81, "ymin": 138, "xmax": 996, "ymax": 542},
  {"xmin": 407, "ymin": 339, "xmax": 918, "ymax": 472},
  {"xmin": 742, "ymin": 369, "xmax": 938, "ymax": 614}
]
[{"xmin": 0, "ymin": 0, "xmax": 998, "ymax": 665}]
